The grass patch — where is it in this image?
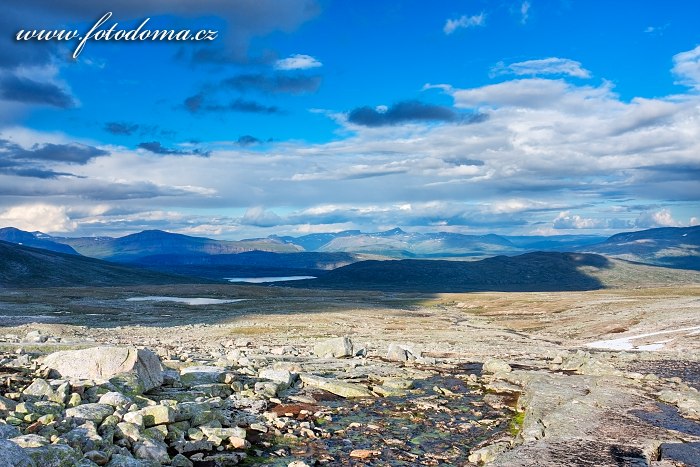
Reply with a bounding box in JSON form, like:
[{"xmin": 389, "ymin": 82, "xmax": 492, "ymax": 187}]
[{"xmin": 508, "ymin": 411, "xmax": 525, "ymax": 436}]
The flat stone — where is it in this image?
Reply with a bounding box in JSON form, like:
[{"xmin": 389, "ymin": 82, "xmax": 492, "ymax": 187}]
[
  {"xmin": 199, "ymin": 426, "xmax": 246, "ymax": 440},
  {"xmin": 133, "ymin": 438, "xmax": 170, "ymax": 464},
  {"xmin": 42, "ymin": 347, "xmax": 163, "ymax": 393},
  {"xmin": 9, "ymin": 434, "xmax": 49, "ymax": 448},
  {"xmin": 179, "ymin": 366, "xmax": 228, "ymax": 386},
  {"xmin": 65, "ymin": 403, "xmax": 114, "ymax": 423},
  {"xmin": 259, "ymin": 368, "xmax": 294, "ymax": 388},
  {"xmin": 137, "ymin": 405, "xmax": 175, "ymax": 427},
  {"xmin": 300, "ymin": 374, "xmax": 372, "ymax": 398}
]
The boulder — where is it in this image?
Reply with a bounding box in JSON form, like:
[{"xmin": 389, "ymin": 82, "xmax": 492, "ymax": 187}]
[
  {"xmin": 482, "ymin": 359, "xmax": 512, "ymax": 374},
  {"xmin": 179, "ymin": 366, "xmax": 228, "ymax": 387},
  {"xmin": 258, "ymin": 369, "xmax": 294, "ymax": 389},
  {"xmin": 22, "ymin": 379, "xmax": 54, "ymax": 399},
  {"xmin": 0, "ymin": 424, "xmax": 20, "ymax": 439},
  {"xmin": 0, "ymin": 439, "xmax": 34, "ymax": 467},
  {"xmin": 25, "ymin": 444, "xmax": 81, "ymax": 467},
  {"xmin": 65, "ymin": 403, "xmax": 115, "ymax": 424},
  {"xmin": 313, "ymin": 337, "xmax": 354, "ymax": 358},
  {"xmin": 42, "ymin": 347, "xmax": 163, "ymax": 393}
]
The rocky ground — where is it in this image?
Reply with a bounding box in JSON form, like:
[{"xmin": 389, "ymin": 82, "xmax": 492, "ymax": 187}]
[{"xmin": 0, "ymin": 284, "xmax": 699, "ymax": 466}]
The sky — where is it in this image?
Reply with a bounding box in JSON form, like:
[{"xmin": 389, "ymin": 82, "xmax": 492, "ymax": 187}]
[{"xmin": 0, "ymin": 0, "xmax": 698, "ymax": 239}]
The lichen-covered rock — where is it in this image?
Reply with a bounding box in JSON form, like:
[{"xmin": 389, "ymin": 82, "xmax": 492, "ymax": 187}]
[
  {"xmin": 0, "ymin": 423, "xmax": 20, "ymax": 439},
  {"xmin": 135, "ymin": 405, "xmax": 175, "ymax": 427},
  {"xmin": 133, "ymin": 438, "xmax": 170, "ymax": 463},
  {"xmin": 66, "ymin": 403, "xmax": 115, "ymax": 423},
  {"xmin": 98, "ymin": 392, "xmax": 132, "ymax": 408},
  {"xmin": 42, "ymin": 347, "xmax": 163, "ymax": 393},
  {"xmin": 9, "ymin": 434, "xmax": 49, "ymax": 448},
  {"xmin": 25, "ymin": 443, "xmax": 81, "ymax": 467},
  {"xmin": 179, "ymin": 366, "xmax": 229, "ymax": 387},
  {"xmin": 0, "ymin": 439, "xmax": 34, "ymax": 467},
  {"xmin": 22, "ymin": 379, "xmax": 55, "ymax": 399},
  {"xmin": 313, "ymin": 336, "xmax": 353, "ymax": 358}
]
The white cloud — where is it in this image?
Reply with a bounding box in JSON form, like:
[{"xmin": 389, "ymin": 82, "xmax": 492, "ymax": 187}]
[
  {"xmin": 274, "ymin": 54, "xmax": 323, "ymax": 70},
  {"xmin": 635, "ymin": 209, "xmax": 680, "ymax": 228},
  {"xmin": 553, "ymin": 211, "xmax": 604, "ymax": 229},
  {"xmin": 520, "ymin": 1, "xmax": 530, "ymax": 24},
  {"xmin": 672, "ymin": 45, "xmax": 700, "ymax": 90},
  {"xmin": 492, "ymin": 57, "xmax": 591, "ymax": 78},
  {"xmin": 0, "ymin": 204, "xmax": 77, "ymax": 233},
  {"xmin": 443, "ymin": 13, "xmax": 486, "ymax": 35}
]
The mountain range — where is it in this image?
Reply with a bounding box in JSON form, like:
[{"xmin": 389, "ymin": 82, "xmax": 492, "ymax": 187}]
[{"xmin": 0, "ymin": 225, "xmax": 698, "ymax": 278}]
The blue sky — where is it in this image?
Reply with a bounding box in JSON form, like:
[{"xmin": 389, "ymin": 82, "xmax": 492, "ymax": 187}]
[{"xmin": 0, "ymin": 0, "xmax": 698, "ymax": 238}]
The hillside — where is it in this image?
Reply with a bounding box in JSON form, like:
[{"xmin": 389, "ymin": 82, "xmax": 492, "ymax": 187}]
[
  {"xmin": 50, "ymin": 229, "xmax": 302, "ymax": 261},
  {"xmin": 0, "ymin": 227, "xmax": 79, "ymax": 255},
  {"xmin": 580, "ymin": 225, "xmax": 700, "ymax": 270},
  {"xmin": 290, "ymin": 252, "xmax": 700, "ymax": 292},
  {"xmin": 129, "ymin": 251, "xmax": 361, "ymax": 280},
  {"xmin": 0, "ymin": 241, "xmax": 213, "ymax": 288}
]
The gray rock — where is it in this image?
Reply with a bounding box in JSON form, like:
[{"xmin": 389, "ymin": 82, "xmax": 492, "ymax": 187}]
[
  {"xmin": 0, "ymin": 439, "xmax": 34, "ymax": 467},
  {"xmin": 22, "ymin": 379, "xmax": 54, "ymax": 399},
  {"xmin": 84, "ymin": 451, "xmax": 110, "ymax": 466},
  {"xmin": 300, "ymin": 374, "xmax": 372, "ymax": 398},
  {"xmin": 25, "ymin": 444, "xmax": 81, "ymax": 467},
  {"xmin": 0, "ymin": 424, "xmax": 20, "ymax": 439},
  {"xmin": 199, "ymin": 426, "xmax": 246, "ymax": 440},
  {"xmin": 66, "ymin": 403, "xmax": 115, "ymax": 423},
  {"xmin": 171, "ymin": 454, "xmax": 193, "ymax": 467},
  {"xmin": 42, "ymin": 347, "xmax": 163, "ymax": 393},
  {"xmin": 179, "ymin": 366, "xmax": 228, "ymax": 387},
  {"xmin": 258, "ymin": 368, "xmax": 294, "ymax": 388},
  {"xmin": 137, "ymin": 405, "xmax": 175, "ymax": 427},
  {"xmin": 23, "ymin": 331, "xmax": 47, "ymax": 343},
  {"xmin": 482, "ymin": 358, "xmax": 512, "ymax": 374},
  {"xmin": 105, "ymin": 454, "xmax": 150, "ymax": 467},
  {"xmin": 98, "ymin": 392, "xmax": 132, "ymax": 408},
  {"xmin": 133, "ymin": 438, "xmax": 170, "ymax": 464},
  {"xmin": 9, "ymin": 434, "xmax": 49, "ymax": 448},
  {"xmin": 62, "ymin": 422, "xmax": 104, "ymax": 452},
  {"xmin": 314, "ymin": 336, "xmax": 354, "ymax": 358},
  {"xmin": 386, "ymin": 343, "xmax": 423, "ymax": 362}
]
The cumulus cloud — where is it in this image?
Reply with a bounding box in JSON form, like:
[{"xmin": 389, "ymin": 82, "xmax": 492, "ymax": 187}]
[
  {"xmin": 492, "ymin": 57, "xmax": 591, "ymax": 79},
  {"xmin": 0, "ymin": 74, "xmax": 76, "ymax": 108},
  {"xmin": 672, "ymin": 45, "xmax": 700, "ymax": 90},
  {"xmin": 274, "ymin": 54, "xmax": 322, "ymax": 70},
  {"xmin": 0, "ymin": 204, "xmax": 76, "ymax": 233},
  {"xmin": 443, "ymin": 13, "xmax": 486, "ymax": 34},
  {"xmin": 635, "ymin": 209, "xmax": 680, "ymax": 228}
]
